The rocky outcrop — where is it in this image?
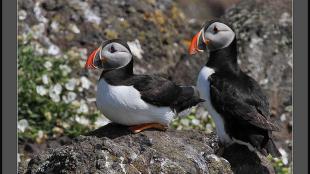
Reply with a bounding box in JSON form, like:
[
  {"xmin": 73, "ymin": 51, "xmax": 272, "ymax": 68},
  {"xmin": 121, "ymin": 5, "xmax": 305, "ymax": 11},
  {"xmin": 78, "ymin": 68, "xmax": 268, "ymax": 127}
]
[
  {"xmin": 24, "ymin": 124, "xmax": 232, "ymax": 174},
  {"xmin": 23, "ymin": 124, "xmax": 277, "ymax": 174}
]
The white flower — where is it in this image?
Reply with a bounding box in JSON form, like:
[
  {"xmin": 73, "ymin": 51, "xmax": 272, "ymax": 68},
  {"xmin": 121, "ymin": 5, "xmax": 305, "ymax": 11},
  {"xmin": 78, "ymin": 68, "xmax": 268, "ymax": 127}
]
[
  {"xmin": 44, "ymin": 61, "xmax": 53, "ymax": 70},
  {"xmin": 94, "ymin": 116, "xmax": 110, "ymax": 128},
  {"xmin": 205, "ymin": 124, "xmax": 213, "ymax": 133},
  {"xmin": 53, "ymin": 84, "xmax": 62, "ymax": 95},
  {"xmin": 49, "ymin": 84, "xmax": 62, "ymax": 102},
  {"xmin": 48, "ymin": 44, "xmax": 60, "ymax": 56},
  {"xmin": 280, "ymin": 114, "xmax": 287, "ymax": 122},
  {"xmin": 279, "ymin": 148, "xmax": 288, "ymax": 165},
  {"xmin": 37, "ymin": 130, "xmax": 44, "ymax": 139},
  {"xmin": 50, "ymin": 93, "xmax": 60, "ymax": 102},
  {"xmin": 77, "ymin": 100, "xmax": 89, "ymax": 113},
  {"xmin": 69, "ymin": 23, "xmax": 80, "ymax": 34},
  {"xmin": 127, "ymin": 39, "xmax": 144, "ymax": 59},
  {"xmin": 180, "ymin": 119, "xmax": 189, "ymax": 126},
  {"xmin": 62, "ymin": 92, "xmax": 77, "ymax": 103},
  {"xmin": 62, "ymin": 95, "xmax": 68, "ymax": 103},
  {"xmin": 18, "ymin": 10, "xmax": 27, "ymax": 20},
  {"xmin": 80, "ymin": 76, "xmax": 91, "ymax": 89},
  {"xmin": 18, "ymin": 119, "xmax": 29, "ymax": 132},
  {"xmin": 191, "ymin": 119, "xmax": 200, "ymax": 126},
  {"xmin": 36, "ymin": 85, "xmax": 47, "ymax": 96},
  {"xmin": 42, "ymin": 74, "xmax": 49, "ymax": 85},
  {"xmin": 59, "ymin": 65, "xmax": 72, "ymax": 76},
  {"xmin": 17, "ymin": 153, "xmax": 21, "ymax": 163},
  {"xmin": 78, "ymin": 87, "xmax": 83, "ymax": 92},
  {"xmin": 65, "ymin": 78, "xmax": 77, "ymax": 91},
  {"xmin": 75, "ymin": 116, "xmax": 90, "ymax": 126},
  {"xmin": 67, "ymin": 92, "xmax": 77, "ymax": 101},
  {"xmin": 51, "ymin": 21, "xmax": 59, "ymax": 32},
  {"xmin": 34, "ymin": 2, "xmax": 48, "ymax": 23}
]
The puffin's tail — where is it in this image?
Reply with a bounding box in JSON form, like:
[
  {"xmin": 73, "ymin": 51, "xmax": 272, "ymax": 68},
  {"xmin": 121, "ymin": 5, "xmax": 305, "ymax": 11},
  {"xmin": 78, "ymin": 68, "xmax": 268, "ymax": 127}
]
[
  {"xmin": 172, "ymin": 86, "xmax": 204, "ymax": 114},
  {"xmin": 264, "ymin": 138, "xmax": 281, "ymax": 157}
]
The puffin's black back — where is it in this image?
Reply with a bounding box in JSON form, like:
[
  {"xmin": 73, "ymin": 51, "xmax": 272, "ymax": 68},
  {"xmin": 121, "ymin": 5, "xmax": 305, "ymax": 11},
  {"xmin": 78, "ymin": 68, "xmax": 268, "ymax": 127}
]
[
  {"xmin": 99, "ymin": 39, "xmax": 204, "ymax": 114},
  {"xmin": 200, "ymin": 21, "xmax": 281, "ymax": 157}
]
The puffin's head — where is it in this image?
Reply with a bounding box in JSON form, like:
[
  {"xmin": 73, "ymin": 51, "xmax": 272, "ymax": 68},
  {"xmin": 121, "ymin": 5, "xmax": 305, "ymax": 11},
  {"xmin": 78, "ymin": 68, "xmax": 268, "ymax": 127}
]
[
  {"xmin": 85, "ymin": 39, "xmax": 132, "ymax": 70},
  {"xmin": 188, "ymin": 20, "xmax": 235, "ymax": 55}
]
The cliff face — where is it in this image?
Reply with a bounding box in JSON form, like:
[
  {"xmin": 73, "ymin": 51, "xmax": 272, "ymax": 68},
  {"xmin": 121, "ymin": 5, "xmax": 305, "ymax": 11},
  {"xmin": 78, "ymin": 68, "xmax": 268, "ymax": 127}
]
[{"xmin": 23, "ymin": 124, "xmax": 277, "ymax": 174}]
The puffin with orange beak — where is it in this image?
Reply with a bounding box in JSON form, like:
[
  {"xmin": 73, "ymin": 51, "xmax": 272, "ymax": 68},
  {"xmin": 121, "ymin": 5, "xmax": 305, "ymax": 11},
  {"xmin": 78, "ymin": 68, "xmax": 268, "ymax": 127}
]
[
  {"xmin": 85, "ymin": 39, "xmax": 204, "ymax": 133},
  {"xmin": 189, "ymin": 20, "xmax": 281, "ymax": 157}
]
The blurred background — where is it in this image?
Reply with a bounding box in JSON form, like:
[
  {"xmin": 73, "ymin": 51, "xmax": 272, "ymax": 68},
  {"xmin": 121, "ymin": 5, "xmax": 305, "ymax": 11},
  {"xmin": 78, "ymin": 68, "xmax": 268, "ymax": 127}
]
[{"xmin": 18, "ymin": 0, "xmax": 292, "ymax": 173}]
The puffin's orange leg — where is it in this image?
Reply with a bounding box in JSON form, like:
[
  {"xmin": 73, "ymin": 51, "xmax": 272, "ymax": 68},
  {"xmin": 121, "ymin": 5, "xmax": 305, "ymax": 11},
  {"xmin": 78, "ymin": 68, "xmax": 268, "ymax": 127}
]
[{"xmin": 129, "ymin": 123, "xmax": 167, "ymax": 133}]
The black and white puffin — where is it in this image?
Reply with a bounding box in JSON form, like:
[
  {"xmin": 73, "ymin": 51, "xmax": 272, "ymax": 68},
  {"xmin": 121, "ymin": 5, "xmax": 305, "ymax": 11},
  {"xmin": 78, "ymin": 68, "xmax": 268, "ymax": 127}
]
[
  {"xmin": 188, "ymin": 20, "xmax": 281, "ymax": 157},
  {"xmin": 85, "ymin": 39, "xmax": 204, "ymax": 133}
]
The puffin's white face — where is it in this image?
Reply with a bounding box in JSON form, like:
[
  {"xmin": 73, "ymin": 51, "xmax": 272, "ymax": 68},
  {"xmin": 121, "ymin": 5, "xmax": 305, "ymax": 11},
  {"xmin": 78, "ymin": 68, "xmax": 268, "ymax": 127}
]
[
  {"xmin": 189, "ymin": 21, "xmax": 235, "ymax": 54},
  {"xmin": 85, "ymin": 41, "xmax": 132, "ymax": 70},
  {"xmin": 203, "ymin": 22, "xmax": 235, "ymax": 51}
]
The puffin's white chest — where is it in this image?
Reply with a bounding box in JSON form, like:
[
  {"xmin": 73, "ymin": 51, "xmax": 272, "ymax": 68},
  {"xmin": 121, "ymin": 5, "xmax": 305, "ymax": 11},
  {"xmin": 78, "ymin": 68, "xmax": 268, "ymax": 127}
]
[
  {"xmin": 197, "ymin": 66, "xmax": 231, "ymax": 143},
  {"xmin": 96, "ymin": 79, "xmax": 175, "ymax": 126}
]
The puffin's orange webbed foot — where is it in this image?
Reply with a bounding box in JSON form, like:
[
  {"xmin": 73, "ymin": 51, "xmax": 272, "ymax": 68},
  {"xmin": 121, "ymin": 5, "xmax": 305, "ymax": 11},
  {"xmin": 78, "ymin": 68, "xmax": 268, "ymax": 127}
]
[{"xmin": 129, "ymin": 123, "xmax": 167, "ymax": 133}]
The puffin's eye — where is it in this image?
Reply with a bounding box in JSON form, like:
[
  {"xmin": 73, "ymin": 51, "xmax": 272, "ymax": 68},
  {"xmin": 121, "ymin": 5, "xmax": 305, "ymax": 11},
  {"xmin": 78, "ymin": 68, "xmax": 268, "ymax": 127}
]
[
  {"xmin": 213, "ymin": 26, "xmax": 219, "ymax": 33},
  {"xmin": 110, "ymin": 45, "xmax": 116, "ymax": 53}
]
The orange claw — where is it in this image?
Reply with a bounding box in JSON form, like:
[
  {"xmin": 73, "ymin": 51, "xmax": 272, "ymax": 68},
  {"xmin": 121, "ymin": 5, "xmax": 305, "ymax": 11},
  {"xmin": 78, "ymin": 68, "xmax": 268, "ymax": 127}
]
[{"xmin": 129, "ymin": 123, "xmax": 168, "ymax": 133}]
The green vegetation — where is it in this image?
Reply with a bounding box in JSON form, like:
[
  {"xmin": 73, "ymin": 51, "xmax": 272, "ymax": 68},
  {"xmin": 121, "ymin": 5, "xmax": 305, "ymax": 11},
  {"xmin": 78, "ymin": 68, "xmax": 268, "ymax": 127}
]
[
  {"xmin": 18, "ymin": 43, "xmax": 101, "ymax": 142},
  {"xmin": 268, "ymin": 155, "xmax": 292, "ymax": 174}
]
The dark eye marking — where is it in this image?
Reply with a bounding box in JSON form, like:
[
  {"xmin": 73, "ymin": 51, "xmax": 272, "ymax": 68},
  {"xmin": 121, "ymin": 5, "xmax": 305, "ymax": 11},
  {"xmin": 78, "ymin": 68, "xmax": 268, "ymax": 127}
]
[
  {"xmin": 213, "ymin": 26, "xmax": 219, "ymax": 33},
  {"xmin": 110, "ymin": 45, "xmax": 116, "ymax": 53}
]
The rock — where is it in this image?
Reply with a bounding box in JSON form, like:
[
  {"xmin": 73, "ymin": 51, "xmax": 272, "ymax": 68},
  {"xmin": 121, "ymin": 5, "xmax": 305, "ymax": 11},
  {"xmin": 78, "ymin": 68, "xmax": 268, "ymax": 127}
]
[
  {"xmin": 24, "ymin": 124, "xmax": 233, "ymax": 174},
  {"xmin": 22, "ymin": 124, "xmax": 278, "ymax": 174}
]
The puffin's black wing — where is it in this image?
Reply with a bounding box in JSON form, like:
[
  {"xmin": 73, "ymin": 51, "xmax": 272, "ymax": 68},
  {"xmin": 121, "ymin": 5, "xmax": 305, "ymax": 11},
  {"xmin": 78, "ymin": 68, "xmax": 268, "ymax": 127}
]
[
  {"xmin": 209, "ymin": 73, "xmax": 280, "ymax": 131},
  {"xmin": 128, "ymin": 75, "xmax": 204, "ymax": 112}
]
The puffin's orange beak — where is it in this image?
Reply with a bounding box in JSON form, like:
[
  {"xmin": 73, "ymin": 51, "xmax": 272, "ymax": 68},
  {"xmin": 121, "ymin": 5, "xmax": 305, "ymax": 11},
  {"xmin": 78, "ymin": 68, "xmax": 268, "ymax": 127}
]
[
  {"xmin": 189, "ymin": 31, "xmax": 202, "ymax": 55},
  {"xmin": 85, "ymin": 47, "xmax": 100, "ymax": 69},
  {"xmin": 188, "ymin": 30, "xmax": 210, "ymax": 55}
]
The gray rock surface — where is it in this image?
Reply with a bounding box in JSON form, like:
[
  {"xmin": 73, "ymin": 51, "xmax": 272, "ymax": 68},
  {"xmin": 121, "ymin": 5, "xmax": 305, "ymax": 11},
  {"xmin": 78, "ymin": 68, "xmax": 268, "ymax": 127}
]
[
  {"xmin": 24, "ymin": 124, "xmax": 233, "ymax": 174},
  {"xmin": 23, "ymin": 124, "xmax": 277, "ymax": 174}
]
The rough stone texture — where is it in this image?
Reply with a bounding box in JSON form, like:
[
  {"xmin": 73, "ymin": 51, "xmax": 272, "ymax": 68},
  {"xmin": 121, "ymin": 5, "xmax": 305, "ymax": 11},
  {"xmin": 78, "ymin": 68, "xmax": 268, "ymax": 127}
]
[
  {"xmin": 22, "ymin": 124, "xmax": 277, "ymax": 174},
  {"xmin": 24, "ymin": 124, "xmax": 234, "ymax": 174}
]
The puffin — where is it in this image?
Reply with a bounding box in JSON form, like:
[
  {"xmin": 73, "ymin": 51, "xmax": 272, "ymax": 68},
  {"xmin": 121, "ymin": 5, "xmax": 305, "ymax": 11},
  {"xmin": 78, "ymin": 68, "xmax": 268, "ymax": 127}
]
[
  {"xmin": 188, "ymin": 20, "xmax": 281, "ymax": 157},
  {"xmin": 85, "ymin": 39, "xmax": 204, "ymax": 133}
]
